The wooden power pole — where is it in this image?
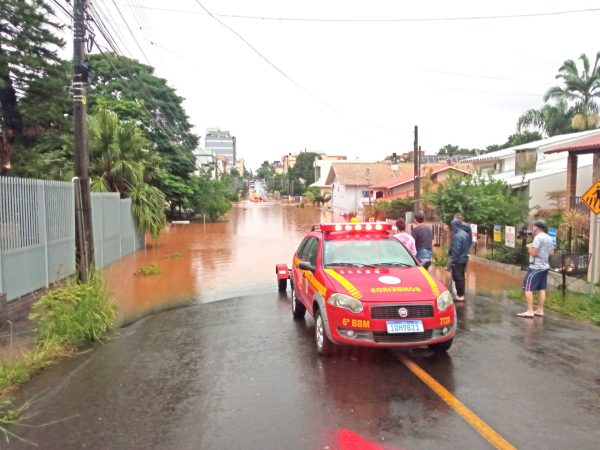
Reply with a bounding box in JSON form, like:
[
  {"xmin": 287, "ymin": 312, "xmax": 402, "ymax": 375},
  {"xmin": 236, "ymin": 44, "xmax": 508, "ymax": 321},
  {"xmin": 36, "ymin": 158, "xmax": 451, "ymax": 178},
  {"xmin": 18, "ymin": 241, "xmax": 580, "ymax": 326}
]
[{"xmin": 73, "ymin": 0, "xmax": 94, "ymax": 281}]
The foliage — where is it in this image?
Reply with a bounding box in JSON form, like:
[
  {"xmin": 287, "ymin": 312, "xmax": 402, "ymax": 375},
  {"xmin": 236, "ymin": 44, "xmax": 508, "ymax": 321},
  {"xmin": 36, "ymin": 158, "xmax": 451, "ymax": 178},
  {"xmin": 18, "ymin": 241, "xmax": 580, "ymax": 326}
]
[
  {"xmin": 517, "ymin": 99, "xmax": 575, "ymax": 136},
  {"xmin": 544, "ymin": 52, "xmax": 600, "ymax": 131},
  {"xmin": 509, "ymin": 289, "xmax": 600, "ymax": 325},
  {"xmin": 130, "ymin": 183, "xmax": 167, "ymax": 242},
  {"xmin": 291, "ymin": 152, "xmax": 320, "ymax": 189},
  {"xmin": 87, "ymin": 53, "xmax": 199, "ymax": 208},
  {"xmin": 187, "ymin": 174, "xmax": 235, "ymax": 221},
  {"xmin": 503, "ymin": 131, "xmax": 543, "ymax": 147},
  {"xmin": 29, "ymin": 275, "xmax": 116, "ymax": 346},
  {"xmin": 437, "ymin": 144, "xmax": 481, "ymax": 156},
  {"xmin": 0, "ymin": 0, "xmax": 65, "ymax": 169},
  {"xmin": 135, "ymin": 261, "xmax": 161, "ymax": 276},
  {"xmin": 486, "ymin": 243, "xmax": 522, "ymax": 265},
  {"xmin": 364, "ymin": 201, "xmax": 391, "ymax": 221},
  {"xmin": 388, "ymin": 198, "xmax": 414, "ymax": 219},
  {"xmin": 432, "ymin": 173, "xmax": 529, "ymax": 229}
]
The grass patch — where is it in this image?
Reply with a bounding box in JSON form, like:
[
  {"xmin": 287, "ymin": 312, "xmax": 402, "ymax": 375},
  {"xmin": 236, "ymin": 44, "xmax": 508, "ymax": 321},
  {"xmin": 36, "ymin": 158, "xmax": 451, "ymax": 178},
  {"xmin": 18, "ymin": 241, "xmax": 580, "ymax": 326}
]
[
  {"xmin": 0, "ymin": 274, "xmax": 116, "ymax": 443},
  {"xmin": 163, "ymin": 252, "xmax": 182, "ymax": 260},
  {"xmin": 507, "ymin": 288, "xmax": 600, "ymax": 324},
  {"xmin": 134, "ymin": 261, "xmax": 161, "ymax": 276}
]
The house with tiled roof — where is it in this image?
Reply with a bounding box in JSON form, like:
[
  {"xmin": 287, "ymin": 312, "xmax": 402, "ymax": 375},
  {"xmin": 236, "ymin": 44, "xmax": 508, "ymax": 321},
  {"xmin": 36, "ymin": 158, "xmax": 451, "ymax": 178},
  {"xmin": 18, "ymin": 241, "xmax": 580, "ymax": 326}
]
[
  {"xmin": 325, "ymin": 162, "xmax": 396, "ymax": 211},
  {"xmin": 465, "ymin": 129, "xmax": 600, "ymax": 212},
  {"xmin": 370, "ymin": 163, "xmax": 471, "ymax": 201}
]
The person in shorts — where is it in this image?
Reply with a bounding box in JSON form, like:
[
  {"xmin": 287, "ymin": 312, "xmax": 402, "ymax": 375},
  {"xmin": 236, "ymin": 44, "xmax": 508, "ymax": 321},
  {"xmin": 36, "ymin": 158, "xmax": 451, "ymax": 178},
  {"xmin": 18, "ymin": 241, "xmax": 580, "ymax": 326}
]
[{"xmin": 517, "ymin": 220, "xmax": 554, "ymax": 319}]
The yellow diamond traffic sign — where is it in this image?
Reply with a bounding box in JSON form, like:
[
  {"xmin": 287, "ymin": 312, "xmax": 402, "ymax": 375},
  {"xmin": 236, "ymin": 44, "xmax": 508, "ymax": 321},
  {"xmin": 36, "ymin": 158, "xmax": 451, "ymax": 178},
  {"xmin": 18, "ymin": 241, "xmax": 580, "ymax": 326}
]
[{"xmin": 582, "ymin": 180, "xmax": 600, "ymax": 214}]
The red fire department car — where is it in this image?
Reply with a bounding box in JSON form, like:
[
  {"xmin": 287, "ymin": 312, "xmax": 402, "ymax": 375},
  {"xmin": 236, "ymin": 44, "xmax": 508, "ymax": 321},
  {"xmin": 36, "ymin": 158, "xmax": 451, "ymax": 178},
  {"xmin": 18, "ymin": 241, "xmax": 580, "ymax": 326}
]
[{"xmin": 276, "ymin": 222, "xmax": 455, "ymax": 355}]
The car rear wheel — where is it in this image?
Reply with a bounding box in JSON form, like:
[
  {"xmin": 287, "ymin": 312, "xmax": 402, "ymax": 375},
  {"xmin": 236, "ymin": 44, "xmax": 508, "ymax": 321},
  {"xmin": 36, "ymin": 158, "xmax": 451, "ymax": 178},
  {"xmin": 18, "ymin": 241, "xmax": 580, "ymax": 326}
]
[
  {"xmin": 278, "ymin": 278, "xmax": 287, "ymax": 292},
  {"xmin": 291, "ymin": 284, "xmax": 306, "ymax": 319},
  {"xmin": 315, "ymin": 308, "xmax": 334, "ymax": 356},
  {"xmin": 429, "ymin": 338, "xmax": 453, "ymax": 352}
]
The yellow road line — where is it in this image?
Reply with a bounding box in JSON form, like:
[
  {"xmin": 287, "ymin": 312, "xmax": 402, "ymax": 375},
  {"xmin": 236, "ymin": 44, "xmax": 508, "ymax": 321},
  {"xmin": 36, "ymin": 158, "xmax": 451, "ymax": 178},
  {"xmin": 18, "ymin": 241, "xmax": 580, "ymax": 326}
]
[{"xmin": 397, "ymin": 353, "xmax": 516, "ymax": 450}]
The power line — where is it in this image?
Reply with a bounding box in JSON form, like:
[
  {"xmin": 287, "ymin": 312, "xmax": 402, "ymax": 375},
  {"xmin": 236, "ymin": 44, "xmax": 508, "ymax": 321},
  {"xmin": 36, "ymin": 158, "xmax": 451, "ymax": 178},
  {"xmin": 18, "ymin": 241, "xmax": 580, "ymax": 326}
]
[
  {"xmin": 112, "ymin": 3, "xmax": 600, "ymax": 22},
  {"xmin": 192, "ymin": 0, "xmax": 340, "ymax": 113}
]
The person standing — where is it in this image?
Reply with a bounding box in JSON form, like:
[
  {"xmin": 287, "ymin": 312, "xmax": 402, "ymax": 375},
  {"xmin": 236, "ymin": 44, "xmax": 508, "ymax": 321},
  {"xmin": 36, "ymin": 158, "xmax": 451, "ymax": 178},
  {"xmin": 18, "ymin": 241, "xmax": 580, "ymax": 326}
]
[
  {"xmin": 518, "ymin": 220, "xmax": 554, "ymax": 319},
  {"xmin": 449, "ymin": 213, "xmax": 472, "ymax": 301},
  {"xmin": 412, "ymin": 211, "xmax": 433, "ymax": 267},
  {"xmin": 394, "ymin": 218, "xmax": 417, "ymax": 257}
]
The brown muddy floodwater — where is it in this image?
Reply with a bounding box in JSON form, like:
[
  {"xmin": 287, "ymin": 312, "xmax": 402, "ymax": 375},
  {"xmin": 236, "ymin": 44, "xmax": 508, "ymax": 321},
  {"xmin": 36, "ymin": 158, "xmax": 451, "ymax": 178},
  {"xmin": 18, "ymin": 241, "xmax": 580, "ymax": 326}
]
[{"xmin": 104, "ymin": 201, "xmax": 522, "ymax": 325}]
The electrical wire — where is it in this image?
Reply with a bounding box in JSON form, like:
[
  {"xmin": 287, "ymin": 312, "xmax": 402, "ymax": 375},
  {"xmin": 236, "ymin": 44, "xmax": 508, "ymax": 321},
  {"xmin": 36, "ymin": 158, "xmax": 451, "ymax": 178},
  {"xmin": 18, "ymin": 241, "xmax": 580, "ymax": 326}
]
[{"xmin": 111, "ymin": 3, "xmax": 600, "ymax": 23}]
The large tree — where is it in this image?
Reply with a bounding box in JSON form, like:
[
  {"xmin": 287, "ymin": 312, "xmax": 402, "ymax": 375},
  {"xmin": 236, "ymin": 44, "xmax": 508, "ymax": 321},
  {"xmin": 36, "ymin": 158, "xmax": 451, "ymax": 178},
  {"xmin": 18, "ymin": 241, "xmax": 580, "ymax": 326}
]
[
  {"xmin": 87, "ymin": 53, "xmax": 198, "ymax": 209},
  {"xmin": 0, "ymin": 0, "xmax": 64, "ymax": 172},
  {"xmin": 544, "ymin": 52, "xmax": 600, "ymax": 131},
  {"xmin": 517, "ymin": 99, "xmax": 574, "ymax": 137},
  {"xmin": 432, "ymin": 173, "xmax": 529, "ymax": 229},
  {"xmin": 89, "ymin": 109, "xmax": 166, "ymax": 241}
]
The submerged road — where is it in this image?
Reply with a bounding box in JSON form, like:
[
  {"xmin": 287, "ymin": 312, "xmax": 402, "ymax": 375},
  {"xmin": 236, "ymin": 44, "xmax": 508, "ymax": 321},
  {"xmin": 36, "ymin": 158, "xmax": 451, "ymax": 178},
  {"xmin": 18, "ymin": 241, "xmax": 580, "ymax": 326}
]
[{"xmin": 7, "ymin": 288, "xmax": 600, "ymax": 449}]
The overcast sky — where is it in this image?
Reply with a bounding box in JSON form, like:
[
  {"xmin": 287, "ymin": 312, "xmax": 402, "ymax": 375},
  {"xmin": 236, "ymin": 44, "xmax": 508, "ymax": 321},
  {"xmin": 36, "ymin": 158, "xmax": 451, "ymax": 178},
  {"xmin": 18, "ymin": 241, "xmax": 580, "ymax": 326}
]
[{"xmin": 68, "ymin": 0, "xmax": 600, "ymax": 170}]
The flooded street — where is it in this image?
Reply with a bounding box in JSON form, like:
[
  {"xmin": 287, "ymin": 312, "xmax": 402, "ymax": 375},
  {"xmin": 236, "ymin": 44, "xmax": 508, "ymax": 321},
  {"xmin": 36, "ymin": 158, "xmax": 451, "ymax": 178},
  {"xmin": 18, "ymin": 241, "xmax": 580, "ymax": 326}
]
[
  {"xmin": 105, "ymin": 201, "xmax": 520, "ymax": 324},
  {"xmin": 7, "ymin": 200, "xmax": 600, "ymax": 449},
  {"xmin": 104, "ymin": 201, "xmax": 325, "ymax": 323}
]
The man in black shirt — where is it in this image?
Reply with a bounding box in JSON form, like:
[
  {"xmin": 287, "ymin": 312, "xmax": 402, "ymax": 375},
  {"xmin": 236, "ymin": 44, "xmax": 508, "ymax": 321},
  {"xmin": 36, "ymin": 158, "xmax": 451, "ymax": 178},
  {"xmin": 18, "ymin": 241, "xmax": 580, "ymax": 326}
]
[{"xmin": 412, "ymin": 211, "xmax": 433, "ymax": 268}]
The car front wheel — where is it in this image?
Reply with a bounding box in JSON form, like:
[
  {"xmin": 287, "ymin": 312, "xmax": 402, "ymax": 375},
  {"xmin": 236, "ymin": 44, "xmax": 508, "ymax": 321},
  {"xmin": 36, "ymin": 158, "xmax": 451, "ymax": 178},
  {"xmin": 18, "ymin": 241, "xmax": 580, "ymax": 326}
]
[
  {"xmin": 291, "ymin": 284, "xmax": 306, "ymax": 319},
  {"xmin": 429, "ymin": 338, "xmax": 453, "ymax": 352},
  {"xmin": 315, "ymin": 308, "xmax": 334, "ymax": 356}
]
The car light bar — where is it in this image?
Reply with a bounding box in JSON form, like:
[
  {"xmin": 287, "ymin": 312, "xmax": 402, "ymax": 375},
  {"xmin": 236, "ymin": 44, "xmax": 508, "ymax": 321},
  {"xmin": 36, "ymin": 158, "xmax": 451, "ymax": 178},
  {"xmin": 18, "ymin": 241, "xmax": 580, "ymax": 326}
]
[{"xmin": 318, "ymin": 222, "xmax": 391, "ymax": 233}]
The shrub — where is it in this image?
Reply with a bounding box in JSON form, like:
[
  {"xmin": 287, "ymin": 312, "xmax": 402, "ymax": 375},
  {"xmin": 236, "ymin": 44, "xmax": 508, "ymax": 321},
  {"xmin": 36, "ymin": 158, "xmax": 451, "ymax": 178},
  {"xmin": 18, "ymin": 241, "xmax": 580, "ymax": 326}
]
[
  {"xmin": 135, "ymin": 261, "xmax": 161, "ymax": 276},
  {"xmin": 29, "ymin": 275, "xmax": 116, "ymax": 346}
]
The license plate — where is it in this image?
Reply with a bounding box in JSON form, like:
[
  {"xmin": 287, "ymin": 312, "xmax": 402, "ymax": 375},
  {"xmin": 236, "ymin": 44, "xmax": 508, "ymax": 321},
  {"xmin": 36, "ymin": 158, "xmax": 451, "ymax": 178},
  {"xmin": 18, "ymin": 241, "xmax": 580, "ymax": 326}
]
[{"xmin": 386, "ymin": 320, "xmax": 424, "ymax": 334}]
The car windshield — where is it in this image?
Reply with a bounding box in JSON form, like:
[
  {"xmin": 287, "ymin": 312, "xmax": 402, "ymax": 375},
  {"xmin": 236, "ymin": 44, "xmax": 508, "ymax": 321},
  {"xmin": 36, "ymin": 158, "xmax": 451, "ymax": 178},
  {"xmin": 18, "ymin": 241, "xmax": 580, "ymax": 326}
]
[{"xmin": 323, "ymin": 238, "xmax": 417, "ymax": 268}]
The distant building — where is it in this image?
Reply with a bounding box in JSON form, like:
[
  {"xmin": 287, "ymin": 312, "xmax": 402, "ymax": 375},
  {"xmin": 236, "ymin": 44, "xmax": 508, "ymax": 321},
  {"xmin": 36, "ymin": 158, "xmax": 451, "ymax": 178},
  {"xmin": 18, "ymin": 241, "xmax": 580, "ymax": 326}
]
[
  {"xmin": 194, "ymin": 147, "xmax": 216, "ymax": 177},
  {"xmin": 205, "ymin": 128, "xmax": 236, "ymax": 168},
  {"xmin": 465, "ymin": 129, "xmax": 599, "ymax": 213},
  {"xmin": 325, "ymin": 162, "xmax": 396, "ymax": 211}
]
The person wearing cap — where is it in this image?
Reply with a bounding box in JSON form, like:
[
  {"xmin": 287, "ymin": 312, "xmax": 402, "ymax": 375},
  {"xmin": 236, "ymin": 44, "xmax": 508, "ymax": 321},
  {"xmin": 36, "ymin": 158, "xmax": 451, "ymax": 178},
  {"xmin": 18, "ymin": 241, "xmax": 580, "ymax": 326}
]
[{"xmin": 518, "ymin": 220, "xmax": 554, "ymax": 319}]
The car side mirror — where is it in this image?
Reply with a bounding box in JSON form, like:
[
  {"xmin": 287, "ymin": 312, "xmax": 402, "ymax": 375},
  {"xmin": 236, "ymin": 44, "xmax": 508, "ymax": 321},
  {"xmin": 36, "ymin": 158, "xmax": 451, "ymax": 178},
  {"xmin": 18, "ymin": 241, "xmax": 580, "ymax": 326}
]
[{"xmin": 299, "ymin": 261, "xmax": 316, "ymax": 273}]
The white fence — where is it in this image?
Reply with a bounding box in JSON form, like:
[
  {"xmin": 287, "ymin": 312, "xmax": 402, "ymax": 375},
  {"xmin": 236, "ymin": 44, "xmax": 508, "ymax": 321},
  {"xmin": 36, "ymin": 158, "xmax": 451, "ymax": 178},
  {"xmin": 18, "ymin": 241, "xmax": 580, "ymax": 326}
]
[{"xmin": 0, "ymin": 177, "xmax": 144, "ymax": 301}]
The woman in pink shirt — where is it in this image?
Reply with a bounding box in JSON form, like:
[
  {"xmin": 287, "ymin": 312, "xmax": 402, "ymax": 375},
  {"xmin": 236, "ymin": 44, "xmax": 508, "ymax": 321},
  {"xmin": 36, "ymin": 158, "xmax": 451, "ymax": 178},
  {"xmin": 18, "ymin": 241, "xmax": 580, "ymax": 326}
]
[{"xmin": 393, "ymin": 218, "xmax": 417, "ymax": 257}]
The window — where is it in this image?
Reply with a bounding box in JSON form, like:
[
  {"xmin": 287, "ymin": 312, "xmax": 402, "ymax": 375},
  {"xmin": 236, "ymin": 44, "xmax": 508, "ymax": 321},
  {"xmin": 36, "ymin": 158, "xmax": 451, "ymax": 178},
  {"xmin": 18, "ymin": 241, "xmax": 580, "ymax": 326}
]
[
  {"xmin": 515, "ymin": 149, "xmax": 537, "ymax": 175},
  {"xmin": 299, "ymin": 237, "xmax": 319, "ymax": 266},
  {"xmin": 362, "ymin": 190, "xmax": 369, "ymax": 198}
]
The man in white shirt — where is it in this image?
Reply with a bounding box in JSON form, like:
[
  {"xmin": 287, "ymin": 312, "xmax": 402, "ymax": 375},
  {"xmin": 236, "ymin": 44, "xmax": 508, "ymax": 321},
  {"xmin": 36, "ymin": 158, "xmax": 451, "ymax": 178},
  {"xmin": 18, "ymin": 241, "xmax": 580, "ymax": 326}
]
[{"xmin": 517, "ymin": 220, "xmax": 554, "ymax": 319}]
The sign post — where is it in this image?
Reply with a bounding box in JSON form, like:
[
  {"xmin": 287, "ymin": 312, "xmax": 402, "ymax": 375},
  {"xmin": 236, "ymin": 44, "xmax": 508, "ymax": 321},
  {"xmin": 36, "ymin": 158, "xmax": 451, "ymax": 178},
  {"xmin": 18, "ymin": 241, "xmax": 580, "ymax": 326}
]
[{"xmin": 581, "ymin": 181, "xmax": 600, "ymax": 284}]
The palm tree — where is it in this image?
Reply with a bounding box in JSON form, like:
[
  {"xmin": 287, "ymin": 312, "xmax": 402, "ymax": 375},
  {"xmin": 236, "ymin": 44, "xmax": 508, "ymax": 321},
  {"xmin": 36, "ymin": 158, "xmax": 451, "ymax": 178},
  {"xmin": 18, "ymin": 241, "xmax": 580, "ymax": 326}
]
[
  {"xmin": 544, "ymin": 52, "xmax": 600, "ymax": 131},
  {"xmin": 517, "ymin": 99, "xmax": 574, "ymax": 136},
  {"xmin": 88, "ymin": 109, "xmax": 166, "ymax": 242}
]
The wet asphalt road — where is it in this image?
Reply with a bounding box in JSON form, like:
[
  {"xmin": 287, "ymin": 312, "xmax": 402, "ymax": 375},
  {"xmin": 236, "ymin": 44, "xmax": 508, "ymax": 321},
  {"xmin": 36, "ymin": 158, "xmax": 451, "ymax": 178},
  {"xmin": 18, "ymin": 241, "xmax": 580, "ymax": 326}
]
[{"xmin": 6, "ymin": 289, "xmax": 600, "ymax": 450}]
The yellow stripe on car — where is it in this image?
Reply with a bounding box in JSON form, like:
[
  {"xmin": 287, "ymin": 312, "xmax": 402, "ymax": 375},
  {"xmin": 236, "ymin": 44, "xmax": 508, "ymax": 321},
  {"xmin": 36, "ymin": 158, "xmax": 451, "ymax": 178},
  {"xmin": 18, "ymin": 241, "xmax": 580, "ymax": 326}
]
[
  {"xmin": 294, "ymin": 256, "xmax": 327, "ymax": 297},
  {"xmin": 324, "ymin": 269, "xmax": 363, "ymax": 300},
  {"xmin": 418, "ymin": 267, "xmax": 440, "ymax": 297},
  {"xmin": 306, "ymin": 271, "xmax": 327, "ymax": 297}
]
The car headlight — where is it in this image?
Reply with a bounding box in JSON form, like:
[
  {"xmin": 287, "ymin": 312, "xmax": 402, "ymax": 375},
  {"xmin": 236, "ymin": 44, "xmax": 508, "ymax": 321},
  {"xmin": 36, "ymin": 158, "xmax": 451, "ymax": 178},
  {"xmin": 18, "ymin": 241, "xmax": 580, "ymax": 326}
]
[
  {"xmin": 327, "ymin": 293, "xmax": 363, "ymax": 313},
  {"xmin": 437, "ymin": 290, "xmax": 454, "ymax": 312}
]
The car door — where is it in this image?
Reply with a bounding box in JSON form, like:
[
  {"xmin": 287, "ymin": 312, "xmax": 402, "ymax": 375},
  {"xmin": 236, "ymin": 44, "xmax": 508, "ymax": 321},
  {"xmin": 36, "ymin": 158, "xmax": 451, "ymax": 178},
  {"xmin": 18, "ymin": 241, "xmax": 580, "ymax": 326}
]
[{"xmin": 294, "ymin": 237, "xmax": 319, "ymax": 310}]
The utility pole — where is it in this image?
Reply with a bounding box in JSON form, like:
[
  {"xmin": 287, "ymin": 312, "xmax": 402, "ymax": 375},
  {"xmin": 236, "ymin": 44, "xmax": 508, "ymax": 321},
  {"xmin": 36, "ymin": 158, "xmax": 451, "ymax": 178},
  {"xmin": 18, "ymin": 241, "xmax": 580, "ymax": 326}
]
[
  {"xmin": 413, "ymin": 125, "xmax": 420, "ymax": 214},
  {"xmin": 366, "ymin": 168, "xmax": 371, "ymax": 206},
  {"xmin": 73, "ymin": 0, "xmax": 94, "ymax": 281}
]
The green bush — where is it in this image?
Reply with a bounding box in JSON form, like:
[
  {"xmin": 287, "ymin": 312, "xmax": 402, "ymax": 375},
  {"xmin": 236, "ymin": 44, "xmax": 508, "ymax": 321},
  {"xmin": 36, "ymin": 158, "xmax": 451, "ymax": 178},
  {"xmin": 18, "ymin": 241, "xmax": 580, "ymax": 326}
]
[
  {"xmin": 135, "ymin": 261, "xmax": 161, "ymax": 276},
  {"xmin": 487, "ymin": 243, "xmax": 522, "ymax": 265},
  {"xmin": 29, "ymin": 275, "xmax": 116, "ymax": 346}
]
